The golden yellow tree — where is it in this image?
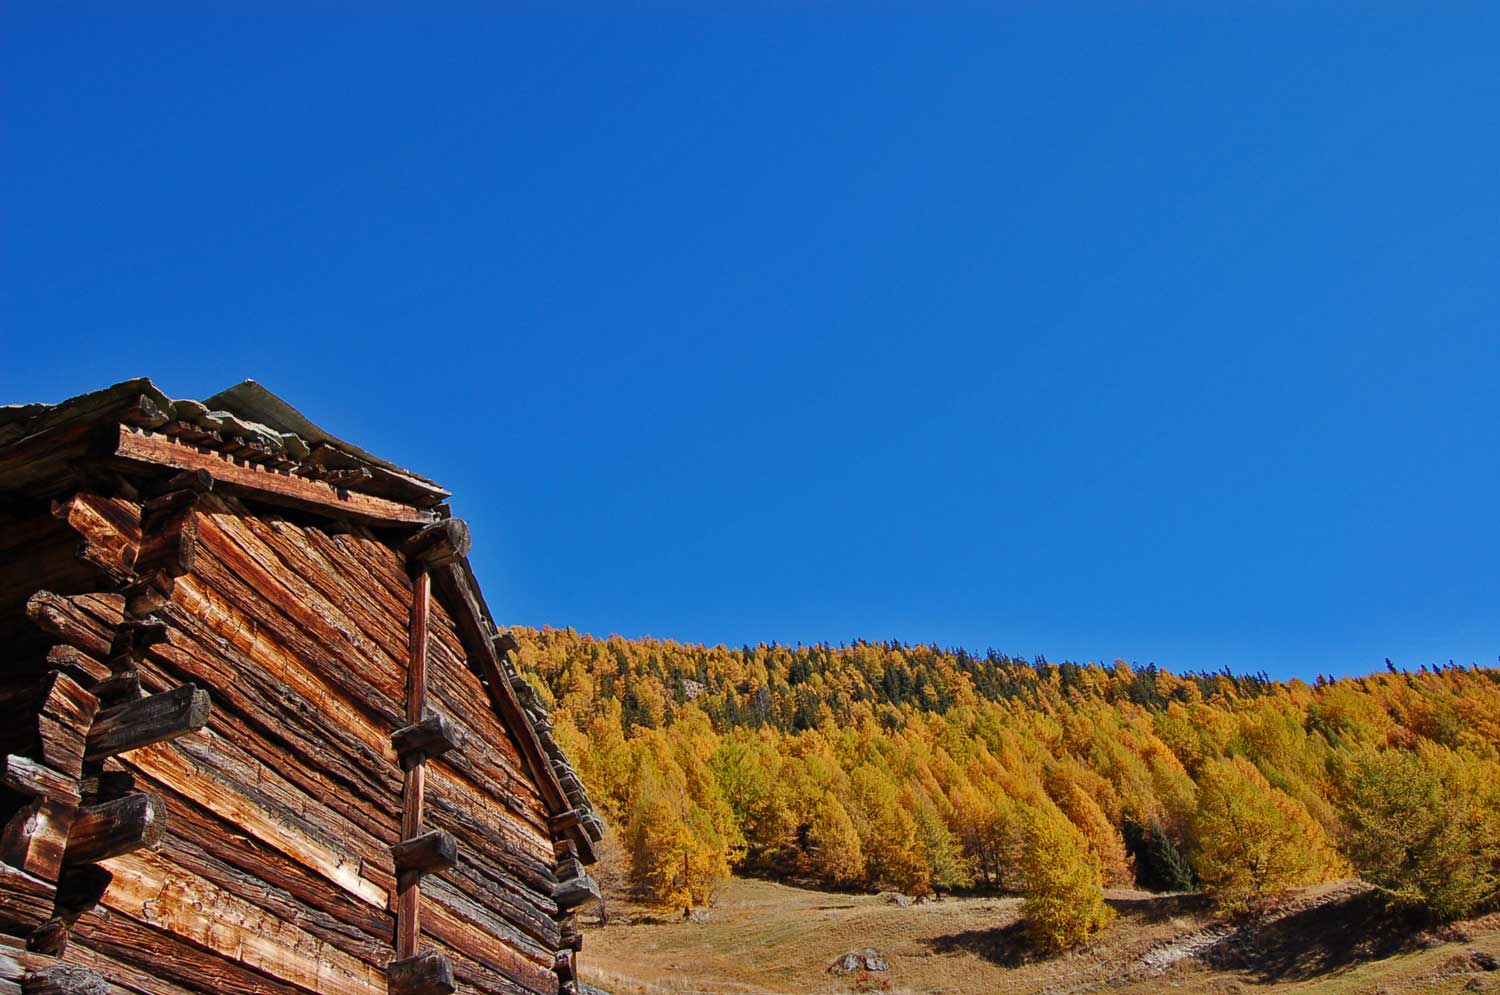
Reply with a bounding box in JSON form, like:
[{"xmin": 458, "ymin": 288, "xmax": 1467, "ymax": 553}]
[
  {"xmin": 1336, "ymin": 742, "xmax": 1500, "ymax": 919},
  {"xmin": 1018, "ymin": 801, "xmax": 1114, "ymax": 951},
  {"xmin": 1188, "ymin": 757, "xmax": 1341, "ymax": 916},
  {"xmin": 624, "ymin": 752, "xmax": 732, "ymax": 915},
  {"xmin": 1052, "ymin": 780, "xmax": 1133, "ymax": 886},
  {"xmin": 806, "ymin": 791, "xmax": 865, "ymax": 885}
]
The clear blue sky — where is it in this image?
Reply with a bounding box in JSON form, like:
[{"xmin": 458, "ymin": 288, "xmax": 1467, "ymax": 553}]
[{"xmin": 4, "ymin": 8, "xmax": 1496, "ymax": 680}]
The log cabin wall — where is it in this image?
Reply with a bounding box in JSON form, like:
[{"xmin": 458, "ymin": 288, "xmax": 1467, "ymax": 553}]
[{"xmin": 1, "ymin": 380, "xmax": 602, "ymax": 995}]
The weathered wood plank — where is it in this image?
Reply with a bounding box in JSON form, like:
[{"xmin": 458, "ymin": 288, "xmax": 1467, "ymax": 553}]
[
  {"xmin": 50, "ymin": 494, "xmax": 141, "ymax": 588},
  {"xmin": 20, "ymin": 963, "xmax": 111, "ymax": 995},
  {"xmin": 121, "ymin": 739, "xmax": 391, "ymax": 908},
  {"xmin": 35, "ymin": 672, "xmax": 100, "ymax": 779},
  {"xmin": 67, "ymin": 906, "xmax": 308, "ymax": 995},
  {"xmin": 0, "ymin": 860, "xmax": 58, "ymax": 934},
  {"xmin": 25, "ymin": 594, "xmax": 114, "ymax": 661},
  {"xmin": 27, "ymin": 944, "xmax": 197, "ymax": 995},
  {"xmin": 140, "ymin": 777, "xmax": 395, "ymax": 960},
  {"xmin": 401, "ymin": 520, "xmax": 470, "ymax": 572},
  {"xmin": 392, "ymin": 714, "xmax": 459, "ymax": 769},
  {"xmin": 43, "ymin": 647, "xmax": 110, "ymax": 689},
  {"xmin": 109, "ymin": 427, "xmax": 437, "ymax": 527},
  {"xmin": 98, "ymin": 849, "xmax": 386, "ymax": 995},
  {"xmin": 391, "ymin": 831, "xmax": 457, "ymax": 877}
]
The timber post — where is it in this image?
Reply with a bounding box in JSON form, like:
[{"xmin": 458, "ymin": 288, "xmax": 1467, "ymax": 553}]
[{"xmin": 387, "ymin": 520, "xmax": 469, "ymax": 995}]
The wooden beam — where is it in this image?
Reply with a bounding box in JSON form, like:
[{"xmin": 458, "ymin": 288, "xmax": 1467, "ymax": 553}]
[
  {"xmin": 85, "ymin": 685, "xmax": 210, "ymax": 761},
  {"xmin": 33, "ymin": 672, "xmax": 99, "ymax": 780},
  {"xmin": 395, "ymin": 569, "xmax": 431, "ymax": 961},
  {"xmin": 390, "ymin": 831, "xmax": 457, "ymax": 876},
  {"xmin": 108, "ymin": 426, "xmax": 438, "ymax": 527},
  {"xmin": 547, "ymin": 808, "xmax": 584, "ymax": 835},
  {"xmin": 385, "ymin": 950, "xmax": 454, "ymax": 995},
  {"xmin": 0, "ymin": 860, "xmax": 58, "ymax": 936},
  {"xmin": 1, "ymin": 756, "xmax": 80, "ymax": 806},
  {"xmin": 63, "ymin": 794, "xmax": 164, "ymax": 865},
  {"xmin": 553, "ymin": 874, "xmax": 601, "ymax": 911},
  {"xmin": 1, "ymin": 798, "xmax": 77, "ymax": 880}
]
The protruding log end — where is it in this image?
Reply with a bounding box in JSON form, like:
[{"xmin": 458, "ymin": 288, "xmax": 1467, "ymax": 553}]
[
  {"xmin": 22, "ymin": 963, "xmax": 111, "ymax": 995},
  {"xmin": 492, "ymin": 630, "xmax": 520, "ymax": 656},
  {"xmin": 391, "ymin": 830, "xmax": 458, "ymax": 876},
  {"xmin": 554, "ymin": 873, "xmax": 601, "ymax": 911},
  {"xmin": 387, "ymin": 950, "xmax": 455, "ymax": 995},
  {"xmin": 85, "ymin": 684, "xmax": 210, "ymax": 761},
  {"xmin": 391, "ymin": 713, "xmax": 460, "ymax": 767},
  {"xmin": 64, "ymin": 792, "xmax": 165, "ymax": 865},
  {"xmin": 401, "ymin": 520, "xmax": 471, "ymax": 571}
]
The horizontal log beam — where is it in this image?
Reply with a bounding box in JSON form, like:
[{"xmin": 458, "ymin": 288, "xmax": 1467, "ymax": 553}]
[
  {"xmin": 108, "ymin": 426, "xmax": 438, "ymax": 527},
  {"xmin": 21, "ymin": 964, "xmax": 110, "ymax": 995},
  {"xmin": 547, "ymin": 808, "xmax": 584, "ymax": 835},
  {"xmin": 390, "ymin": 830, "xmax": 457, "ymax": 877},
  {"xmin": 63, "ymin": 793, "xmax": 165, "ymax": 866},
  {"xmin": 1, "ymin": 756, "xmax": 80, "ymax": 805},
  {"xmin": 0, "ymin": 859, "xmax": 58, "ymax": 935},
  {"xmin": 385, "ymin": 950, "xmax": 454, "ymax": 995},
  {"xmin": 85, "ymin": 685, "xmax": 210, "ymax": 761}
]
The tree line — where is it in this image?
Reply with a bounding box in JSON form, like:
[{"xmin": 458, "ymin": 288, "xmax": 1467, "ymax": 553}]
[{"xmin": 515, "ymin": 628, "xmax": 1500, "ymax": 949}]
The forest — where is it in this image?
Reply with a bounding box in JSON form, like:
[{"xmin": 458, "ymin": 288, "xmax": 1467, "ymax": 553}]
[{"xmin": 513, "ymin": 627, "xmax": 1500, "ymax": 950}]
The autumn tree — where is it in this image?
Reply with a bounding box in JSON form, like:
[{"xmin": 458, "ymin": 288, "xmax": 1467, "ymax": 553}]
[
  {"xmin": 1335, "ymin": 742, "xmax": 1500, "ymax": 919},
  {"xmin": 910, "ymin": 790, "xmax": 972, "ymax": 895},
  {"xmin": 806, "ymin": 791, "xmax": 865, "ymax": 885},
  {"xmin": 624, "ymin": 752, "xmax": 732, "ymax": 915},
  {"xmin": 1188, "ymin": 757, "xmax": 1341, "ymax": 916},
  {"xmin": 1051, "ymin": 780, "xmax": 1133, "ymax": 886},
  {"xmin": 1018, "ymin": 801, "xmax": 1114, "ymax": 951}
]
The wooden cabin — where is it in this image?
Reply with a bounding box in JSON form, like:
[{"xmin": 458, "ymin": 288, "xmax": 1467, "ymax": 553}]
[{"xmin": 0, "ymin": 379, "xmax": 603, "ymax": 995}]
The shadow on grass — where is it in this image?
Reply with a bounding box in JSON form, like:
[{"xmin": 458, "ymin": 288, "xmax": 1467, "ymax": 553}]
[
  {"xmin": 925, "ymin": 919, "xmax": 1035, "ymax": 966},
  {"xmin": 1202, "ymin": 889, "xmax": 1437, "ymax": 983},
  {"xmin": 1106, "ymin": 891, "xmax": 1212, "ymax": 924}
]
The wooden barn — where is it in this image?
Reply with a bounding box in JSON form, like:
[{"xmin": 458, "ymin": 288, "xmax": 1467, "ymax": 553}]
[{"xmin": 0, "ymin": 379, "xmax": 603, "ymax": 995}]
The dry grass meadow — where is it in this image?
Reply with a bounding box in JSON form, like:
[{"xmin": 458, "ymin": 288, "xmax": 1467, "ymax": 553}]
[{"xmin": 579, "ymin": 876, "xmax": 1500, "ymax": 995}]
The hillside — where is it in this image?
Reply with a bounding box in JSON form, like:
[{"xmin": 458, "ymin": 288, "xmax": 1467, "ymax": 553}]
[
  {"xmin": 580, "ymin": 876, "xmax": 1500, "ymax": 995},
  {"xmin": 508, "ymin": 626, "xmax": 1500, "ymax": 969}
]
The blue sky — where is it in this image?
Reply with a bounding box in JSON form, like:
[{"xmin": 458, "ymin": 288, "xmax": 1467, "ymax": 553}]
[{"xmin": 4, "ymin": 8, "xmax": 1496, "ymax": 680}]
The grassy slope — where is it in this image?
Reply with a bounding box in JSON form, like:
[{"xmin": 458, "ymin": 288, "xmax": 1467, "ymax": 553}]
[{"xmin": 579, "ymin": 877, "xmax": 1500, "ymax": 995}]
